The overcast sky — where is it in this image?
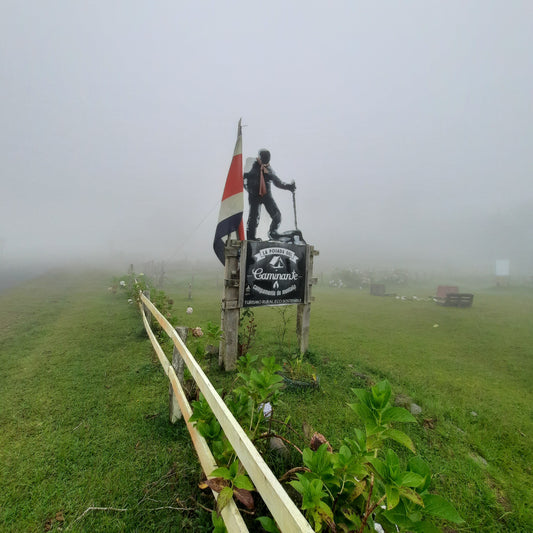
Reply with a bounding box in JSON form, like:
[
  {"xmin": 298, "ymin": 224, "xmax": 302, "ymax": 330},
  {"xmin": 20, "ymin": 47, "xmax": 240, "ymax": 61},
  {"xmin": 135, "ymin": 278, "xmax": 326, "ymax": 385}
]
[{"xmin": 1, "ymin": 1, "xmax": 532, "ymax": 275}]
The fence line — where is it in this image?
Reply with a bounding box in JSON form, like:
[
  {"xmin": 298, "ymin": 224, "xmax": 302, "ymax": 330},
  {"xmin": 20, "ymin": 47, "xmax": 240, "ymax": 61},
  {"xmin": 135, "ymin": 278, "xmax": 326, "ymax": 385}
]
[
  {"xmin": 140, "ymin": 300, "xmax": 248, "ymax": 532},
  {"xmin": 139, "ymin": 292, "xmax": 313, "ymax": 533}
]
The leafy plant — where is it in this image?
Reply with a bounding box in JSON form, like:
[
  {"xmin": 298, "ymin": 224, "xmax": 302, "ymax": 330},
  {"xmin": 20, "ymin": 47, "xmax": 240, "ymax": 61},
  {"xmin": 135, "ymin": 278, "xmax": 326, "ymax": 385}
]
[
  {"xmin": 282, "ymin": 353, "xmax": 318, "ymax": 385},
  {"xmin": 207, "ymin": 459, "xmax": 255, "ymax": 514},
  {"xmin": 205, "ymin": 320, "xmax": 223, "ymax": 347},
  {"xmin": 191, "ymin": 355, "xmax": 291, "ymax": 523},
  {"xmin": 287, "ymin": 380, "xmax": 464, "ymax": 532}
]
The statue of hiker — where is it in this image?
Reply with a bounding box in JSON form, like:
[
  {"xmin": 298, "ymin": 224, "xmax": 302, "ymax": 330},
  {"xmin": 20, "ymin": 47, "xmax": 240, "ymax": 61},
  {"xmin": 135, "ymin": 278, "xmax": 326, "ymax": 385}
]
[{"xmin": 244, "ymin": 149, "xmax": 296, "ymax": 241}]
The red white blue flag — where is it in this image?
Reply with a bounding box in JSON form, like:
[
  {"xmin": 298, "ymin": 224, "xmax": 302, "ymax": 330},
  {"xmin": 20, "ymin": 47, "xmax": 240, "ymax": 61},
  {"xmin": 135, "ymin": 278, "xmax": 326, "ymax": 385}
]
[{"xmin": 213, "ymin": 119, "xmax": 245, "ymax": 264}]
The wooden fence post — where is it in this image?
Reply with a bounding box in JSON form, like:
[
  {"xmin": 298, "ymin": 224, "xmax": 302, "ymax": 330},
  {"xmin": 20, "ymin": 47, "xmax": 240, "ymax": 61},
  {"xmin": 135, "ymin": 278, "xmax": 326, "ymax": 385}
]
[
  {"xmin": 219, "ymin": 240, "xmax": 240, "ymax": 371},
  {"xmin": 169, "ymin": 326, "xmax": 188, "ymax": 423},
  {"xmin": 297, "ymin": 246, "xmax": 318, "ymax": 354},
  {"xmin": 143, "ymin": 289, "xmax": 151, "ymax": 324}
]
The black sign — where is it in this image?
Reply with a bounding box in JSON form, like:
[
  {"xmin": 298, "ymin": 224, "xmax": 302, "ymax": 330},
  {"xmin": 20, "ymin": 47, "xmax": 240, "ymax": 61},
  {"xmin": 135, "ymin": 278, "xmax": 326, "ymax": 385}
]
[{"xmin": 241, "ymin": 241, "xmax": 308, "ymax": 307}]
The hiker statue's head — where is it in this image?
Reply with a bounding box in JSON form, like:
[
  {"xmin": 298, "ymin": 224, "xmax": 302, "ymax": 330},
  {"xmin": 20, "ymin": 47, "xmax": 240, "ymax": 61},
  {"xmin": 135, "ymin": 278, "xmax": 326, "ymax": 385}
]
[{"xmin": 258, "ymin": 149, "xmax": 271, "ymax": 165}]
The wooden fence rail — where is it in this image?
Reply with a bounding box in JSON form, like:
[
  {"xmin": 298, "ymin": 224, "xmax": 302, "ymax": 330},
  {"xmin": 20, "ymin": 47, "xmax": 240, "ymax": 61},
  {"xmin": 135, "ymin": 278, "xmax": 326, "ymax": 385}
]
[{"xmin": 139, "ymin": 292, "xmax": 313, "ymax": 533}]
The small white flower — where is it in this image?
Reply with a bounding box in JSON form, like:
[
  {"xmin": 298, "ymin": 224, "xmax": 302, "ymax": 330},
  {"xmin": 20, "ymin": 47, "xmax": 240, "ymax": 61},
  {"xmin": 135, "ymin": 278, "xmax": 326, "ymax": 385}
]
[
  {"xmin": 259, "ymin": 402, "xmax": 272, "ymax": 418},
  {"xmin": 186, "ymin": 307, "xmax": 193, "ymax": 314},
  {"xmin": 119, "ymin": 280, "xmax": 126, "ymax": 287}
]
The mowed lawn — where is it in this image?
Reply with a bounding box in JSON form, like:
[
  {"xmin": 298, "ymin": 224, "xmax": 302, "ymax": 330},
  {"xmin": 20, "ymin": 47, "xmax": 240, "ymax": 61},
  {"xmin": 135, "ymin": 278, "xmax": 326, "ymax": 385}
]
[
  {"xmin": 1, "ymin": 268, "xmax": 532, "ymax": 532},
  {"xmin": 0, "ymin": 270, "xmax": 214, "ymax": 532}
]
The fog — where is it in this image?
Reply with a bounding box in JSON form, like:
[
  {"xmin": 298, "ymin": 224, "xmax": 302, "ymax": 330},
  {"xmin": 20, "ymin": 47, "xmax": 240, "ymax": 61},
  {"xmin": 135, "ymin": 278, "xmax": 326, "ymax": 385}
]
[{"xmin": 2, "ymin": 1, "xmax": 532, "ymax": 279}]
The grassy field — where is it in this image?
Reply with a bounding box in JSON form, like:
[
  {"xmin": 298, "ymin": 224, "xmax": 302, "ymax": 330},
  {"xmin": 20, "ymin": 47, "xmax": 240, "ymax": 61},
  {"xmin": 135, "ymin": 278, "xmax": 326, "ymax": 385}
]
[
  {"xmin": 1, "ymin": 267, "xmax": 532, "ymax": 531},
  {"xmin": 0, "ymin": 270, "xmax": 214, "ymax": 532}
]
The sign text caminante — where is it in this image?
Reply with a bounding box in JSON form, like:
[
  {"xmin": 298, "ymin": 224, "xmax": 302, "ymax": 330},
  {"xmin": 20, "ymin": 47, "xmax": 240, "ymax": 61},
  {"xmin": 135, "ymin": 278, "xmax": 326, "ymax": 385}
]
[{"xmin": 242, "ymin": 241, "xmax": 308, "ymax": 307}]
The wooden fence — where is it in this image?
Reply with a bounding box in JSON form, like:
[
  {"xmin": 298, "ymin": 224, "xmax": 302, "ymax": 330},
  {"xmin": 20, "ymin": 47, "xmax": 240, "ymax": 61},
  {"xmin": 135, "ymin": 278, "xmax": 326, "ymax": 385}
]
[{"xmin": 139, "ymin": 291, "xmax": 313, "ymax": 533}]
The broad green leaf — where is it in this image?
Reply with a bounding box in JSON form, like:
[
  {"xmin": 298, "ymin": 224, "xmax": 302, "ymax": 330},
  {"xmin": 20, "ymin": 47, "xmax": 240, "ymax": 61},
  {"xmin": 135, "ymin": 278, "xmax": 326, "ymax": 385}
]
[
  {"xmin": 381, "ymin": 406, "xmax": 417, "ymax": 424},
  {"xmin": 381, "ymin": 500, "xmax": 417, "ymax": 530},
  {"xmin": 385, "ymin": 449, "xmax": 401, "ymax": 480},
  {"xmin": 407, "ymin": 510, "xmax": 422, "ymax": 522},
  {"xmin": 399, "ymin": 471, "xmax": 424, "ymax": 488},
  {"xmin": 228, "ymin": 460, "xmax": 239, "ymax": 478},
  {"xmin": 382, "ymin": 428, "xmax": 416, "ymax": 453},
  {"xmin": 256, "ymin": 516, "xmax": 281, "ymax": 533},
  {"xmin": 216, "ymin": 486, "xmax": 234, "ymax": 515},
  {"xmin": 399, "ymin": 486, "xmax": 424, "ymax": 507},
  {"xmin": 233, "ymin": 474, "xmax": 254, "ymax": 491},
  {"xmin": 211, "ymin": 510, "xmax": 227, "ymax": 533},
  {"xmin": 423, "ymin": 494, "xmax": 464, "ymax": 523},
  {"xmin": 371, "ymin": 380, "xmax": 392, "ymax": 408},
  {"xmin": 368, "ymin": 457, "xmax": 387, "ymax": 480},
  {"xmin": 345, "ymin": 429, "xmax": 366, "ymax": 453},
  {"xmin": 407, "ymin": 457, "xmax": 432, "ymax": 493},
  {"xmin": 351, "ymin": 388, "xmax": 373, "ymax": 407},
  {"xmin": 317, "ymin": 501, "xmax": 335, "ymax": 530},
  {"xmin": 288, "ymin": 479, "xmax": 304, "ymax": 494},
  {"xmin": 347, "ymin": 479, "xmax": 366, "ymax": 501},
  {"xmin": 300, "ymin": 478, "xmax": 327, "ymax": 510},
  {"xmin": 411, "ymin": 521, "xmax": 441, "ymax": 533},
  {"xmin": 365, "ymin": 432, "xmax": 383, "ymax": 451},
  {"xmin": 261, "ymin": 356, "xmax": 283, "ymax": 373},
  {"xmin": 386, "ymin": 484, "xmax": 400, "ymax": 510},
  {"xmin": 210, "ymin": 466, "xmax": 231, "ymax": 479},
  {"xmin": 338, "ymin": 444, "xmax": 352, "ymax": 462},
  {"xmin": 303, "ymin": 444, "xmax": 334, "ymax": 478},
  {"xmin": 348, "ymin": 402, "xmax": 378, "ymax": 430},
  {"xmin": 340, "ymin": 508, "xmax": 362, "ymax": 529}
]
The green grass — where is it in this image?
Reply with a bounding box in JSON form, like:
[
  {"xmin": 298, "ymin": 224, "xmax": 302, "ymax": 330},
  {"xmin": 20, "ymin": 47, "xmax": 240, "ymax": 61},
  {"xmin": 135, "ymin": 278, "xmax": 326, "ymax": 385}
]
[
  {"xmin": 233, "ymin": 284, "xmax": 533, "ymax": 532},
  {"xmin": 0, "ymin": 271, "xmax": 213, "ymax": 532},
  {"xmin": 1, "ymin": 268, "xmax": 532, "ymax": 532}
]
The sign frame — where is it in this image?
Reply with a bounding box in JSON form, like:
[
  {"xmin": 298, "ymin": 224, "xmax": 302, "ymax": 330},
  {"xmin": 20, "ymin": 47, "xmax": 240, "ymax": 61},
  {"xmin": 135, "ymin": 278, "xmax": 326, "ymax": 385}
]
[{"xmin": 239, "ymin": 240, "xmax": 310, "ymax": 308}]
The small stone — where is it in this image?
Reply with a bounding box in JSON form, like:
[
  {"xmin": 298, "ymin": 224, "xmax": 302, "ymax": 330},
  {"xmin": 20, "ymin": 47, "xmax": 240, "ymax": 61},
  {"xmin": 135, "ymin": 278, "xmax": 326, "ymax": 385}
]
[
  {"xmin": 394, "ymin": 394, "xmax": 412, "ymax": 409},
  {"xmin": 471, "ymin": 453, "xmax": 488, "ymax": 467},
  {"xmin": 410, "ymin": 403, "xmax": 422, "ymax": 416},
  {"xmin": 269, "ymin": 437, "xmax": 288, "ymax": 457}
]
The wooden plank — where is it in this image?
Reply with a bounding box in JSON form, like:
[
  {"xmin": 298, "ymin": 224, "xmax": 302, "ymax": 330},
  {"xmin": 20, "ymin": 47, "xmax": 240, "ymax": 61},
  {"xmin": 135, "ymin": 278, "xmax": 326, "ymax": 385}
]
[
  {"xmin": 140, "ymin": 303, "xmax": 249, "ymax": 532},
  {"xmin": 220, "ymin": 241, "xmax": 240, "ymax": 370},
  {"xmin": 140, "ymin": 293, "xmax": 313, "ymax": 533},
  {"xmin": 141, "ymin": 309, "xmax": 170, "ymax": 374}
]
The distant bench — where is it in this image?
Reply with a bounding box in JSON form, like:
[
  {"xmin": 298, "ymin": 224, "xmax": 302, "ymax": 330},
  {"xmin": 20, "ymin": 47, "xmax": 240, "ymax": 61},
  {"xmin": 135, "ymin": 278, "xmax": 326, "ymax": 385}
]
[{"xmin": 437, "ymin": 293, "xmax": 474, "ymax": 307}]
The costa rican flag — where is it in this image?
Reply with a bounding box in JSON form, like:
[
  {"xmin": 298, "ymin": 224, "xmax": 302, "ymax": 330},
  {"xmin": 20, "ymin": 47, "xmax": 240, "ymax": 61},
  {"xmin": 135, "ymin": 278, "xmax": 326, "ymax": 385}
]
[{"xmin": 213, "ymin": 119, "xmax": 245, "ymax": 264}]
